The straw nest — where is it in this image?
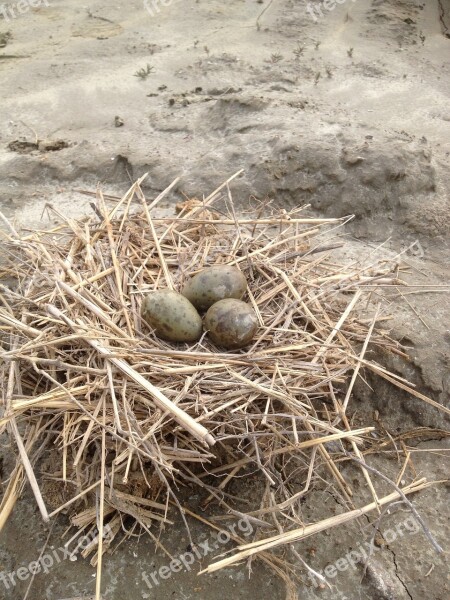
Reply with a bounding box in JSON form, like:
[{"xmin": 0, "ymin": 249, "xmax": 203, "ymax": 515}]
[{"xmin": 0, "ymin": 173, "xmax": 446, "ymax": 598}]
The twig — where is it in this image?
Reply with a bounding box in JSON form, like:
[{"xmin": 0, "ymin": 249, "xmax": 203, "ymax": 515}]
[{"xmin": 344, "ymin": 452, "xmax": 443, "ymax": 553}]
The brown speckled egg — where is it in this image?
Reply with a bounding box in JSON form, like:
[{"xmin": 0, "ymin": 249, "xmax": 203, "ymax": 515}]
[
  {"xmin": 204, "ymin": 299, "xmax": 258, "ymax": 349},
  {"xmin": 141, "ymin": 290, "xmax": 202, "ymax": 343},
  {"xmin": 182, "ymin": 265, "xmax": 247, "ymax": 311}
]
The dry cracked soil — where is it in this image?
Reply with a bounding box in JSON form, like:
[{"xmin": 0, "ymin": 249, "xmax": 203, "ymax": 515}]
[{"xmin": 0, "ymin": 1, "xmax": 449, "ymax": 599}]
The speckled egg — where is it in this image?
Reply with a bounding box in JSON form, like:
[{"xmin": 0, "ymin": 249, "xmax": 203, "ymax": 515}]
[
  {"xmin": 204, "ymin": 299, "xmax": 258, "ymax": 349},
  {"xmin": 141, "ymin": 290, "xmax": 202, "ymax": 343},
  {"xmin": 182, "ymin": 265, "xmax": 247, "ymax": 311}
]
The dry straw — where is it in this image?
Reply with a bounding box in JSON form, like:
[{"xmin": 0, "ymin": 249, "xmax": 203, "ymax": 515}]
[{"xmin": 0, "ymin": 172, "xmax": 447, "ymax": 598}]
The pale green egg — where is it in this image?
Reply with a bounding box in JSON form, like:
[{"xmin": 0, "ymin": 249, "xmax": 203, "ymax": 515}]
[
  {"xmin": 141, "ymin": 290, "xmax": 202, "ymax": 343},
  {"xmin": 182, "ymin": 265, "xmax": 247, "ymax": 311}
]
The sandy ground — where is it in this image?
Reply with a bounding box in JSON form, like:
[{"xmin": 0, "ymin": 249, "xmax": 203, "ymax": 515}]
[{"xmin": 0, "ymin": 0, "xmax": 449, "ymax": 599}]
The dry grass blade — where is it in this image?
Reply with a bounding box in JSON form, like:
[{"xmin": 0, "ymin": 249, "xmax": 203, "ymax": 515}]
[{"xmin": 199, "ymin": 479, "xmax": 431, "ymax": 574}]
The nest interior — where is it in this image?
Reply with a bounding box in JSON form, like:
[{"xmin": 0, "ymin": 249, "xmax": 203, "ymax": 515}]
[{"xmin": 0, "ymin": 174, "xmax": 446, "ymax": 596}]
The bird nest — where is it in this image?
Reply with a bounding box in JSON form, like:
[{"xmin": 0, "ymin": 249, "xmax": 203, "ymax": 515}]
[{"xmin": 0, "ymin": 173, "xmax": 444, "ymax": 598}]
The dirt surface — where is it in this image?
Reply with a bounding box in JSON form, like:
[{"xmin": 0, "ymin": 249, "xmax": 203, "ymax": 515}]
[{"xmin": 1, "ymin": 1, "xmax": 449, "ymax": 599}]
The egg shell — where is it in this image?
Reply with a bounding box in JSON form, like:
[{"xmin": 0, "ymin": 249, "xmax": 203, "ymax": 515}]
[
  {"xmin": 205, "ymin": 299, "xmax": 258, "ymax": 349},
  {"xmin": 141, "ymin": 290, "xmax": 202, "ymax": 343},
  {"xmin": 182, "ymin": 265, "xmax": 247, "ymax": 311}
]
